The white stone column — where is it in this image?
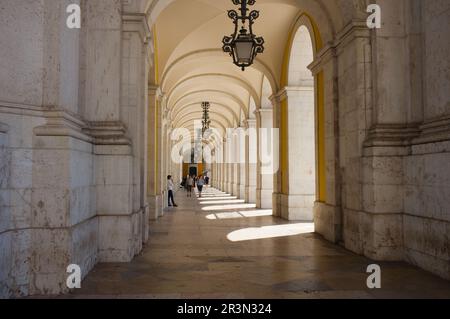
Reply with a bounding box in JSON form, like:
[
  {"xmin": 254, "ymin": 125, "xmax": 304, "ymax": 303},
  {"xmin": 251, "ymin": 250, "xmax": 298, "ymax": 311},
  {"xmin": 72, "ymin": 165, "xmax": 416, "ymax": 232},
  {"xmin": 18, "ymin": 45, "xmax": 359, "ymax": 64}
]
[
  {"xmin": 232, "ymin": 130, "xmax": 240, "ymax": 197},
  {"xmin": 147, "ymin": 88, "xmax": 164, "ymax": 219},
  {"xmin": 218, "ymin": 141, "xmax": 224, "ymax": 190},
  {"xmin": 245, "ymin": 119, "xmax": 257, "ymax": 203},
  {"xmin": 256, "ymin": 108, "xmax": 274, "ymax": 209},
  {"xmin": 225, "ymin": 135, "xmax": 233, "ymax": 194},
  {"xmin": 279, "ymin": 87, "xmax": 316, "ymax": 221},
  {"xmin": 237, "ymin": 127, "xmax": 247, "ymax": 200},
  {"xmin": 222, "ymin": 138, "xmax": 228, "ymax": 192}
]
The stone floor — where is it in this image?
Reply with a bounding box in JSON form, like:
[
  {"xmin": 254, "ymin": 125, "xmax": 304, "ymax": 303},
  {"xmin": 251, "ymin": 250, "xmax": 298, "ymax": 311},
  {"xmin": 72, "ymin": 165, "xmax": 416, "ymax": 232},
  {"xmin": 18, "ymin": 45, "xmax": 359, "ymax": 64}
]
[{"xmin": 67, "ymin": 187, "xmax": 450, "ymax": 299}]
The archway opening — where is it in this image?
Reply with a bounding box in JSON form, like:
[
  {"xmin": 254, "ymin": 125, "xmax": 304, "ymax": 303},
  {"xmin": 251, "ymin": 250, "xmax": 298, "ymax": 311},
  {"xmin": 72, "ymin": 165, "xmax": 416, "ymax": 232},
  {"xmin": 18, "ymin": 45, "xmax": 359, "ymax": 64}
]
[{"xmin": 282, "ymin": 23, "xmax": 317, "ymax": 221}]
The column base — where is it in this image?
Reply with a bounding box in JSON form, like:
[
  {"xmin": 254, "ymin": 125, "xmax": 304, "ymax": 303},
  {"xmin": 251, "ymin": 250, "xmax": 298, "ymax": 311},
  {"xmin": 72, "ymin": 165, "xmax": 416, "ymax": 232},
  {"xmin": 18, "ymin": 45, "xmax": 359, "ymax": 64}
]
[
  {"xmin": 226, "ymin": 182, "xmax": 232, "ymax": 194},
  {"xmin": 232, "ymin": 183, "xmax": 239, "ymax": 197},
  {"xmin": 342, "ymin": 208, "xmax": 403, "ymax": 261},
  {"xmin": 280, "ymin": 194, "xmax": 315, "ymax": 221},
  {"xmin": 239, "ymin": 184, "xmax": 246, "ymax": 200},
  {"xmin": 314, "ymin": 202, "xmax": 341, "ymax": 243},
  {"xmin": 257, "ymin": 188, "xmax": 273, "ymax": 209},
  {"xmin": 148, "ymin": 194, "xmax": 163, "ymax": 220},
  {"xmin": 245, "ymin": 185, "xmax": 257, "ymax": 203},
  {"xmin": 98, "ymin": 209, "xmax": 144, "ymax": 262}
]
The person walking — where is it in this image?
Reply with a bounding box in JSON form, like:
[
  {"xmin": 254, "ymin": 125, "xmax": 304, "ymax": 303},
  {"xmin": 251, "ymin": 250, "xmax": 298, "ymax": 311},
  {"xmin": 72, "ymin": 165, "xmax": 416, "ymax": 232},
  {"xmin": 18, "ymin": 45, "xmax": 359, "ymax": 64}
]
[
  {"xmin": 197, "ymin": 175, "xmax": 205, "ymax": 198},
  {"xmin": 186, "ymin": 175, "xmax": 194, "ymax": 197},
  {"xmin": 167, "ymin": 175, "xmax": 178, "ymax": 207}
]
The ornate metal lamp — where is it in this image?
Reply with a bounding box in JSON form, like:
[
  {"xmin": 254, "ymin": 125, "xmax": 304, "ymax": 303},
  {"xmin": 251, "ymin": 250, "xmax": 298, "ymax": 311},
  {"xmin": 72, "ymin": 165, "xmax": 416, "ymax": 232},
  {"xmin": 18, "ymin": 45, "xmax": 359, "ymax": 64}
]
[
  {"xmin": 201, "ymin": 102, "xmax": 211, "ymax": 136},
  {"xmin": 222, "ymin": 0, "xmax": 265, "ymax": 71}
]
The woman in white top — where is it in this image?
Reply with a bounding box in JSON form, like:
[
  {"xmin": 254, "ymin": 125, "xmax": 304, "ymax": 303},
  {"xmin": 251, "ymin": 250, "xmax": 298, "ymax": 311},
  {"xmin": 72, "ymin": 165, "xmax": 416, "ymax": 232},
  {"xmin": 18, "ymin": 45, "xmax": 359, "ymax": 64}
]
[
  {"xmin": 167, "ymin": 175, "xmax": 178, "ymax": 207},
  {"xmin": 186, "ymin": 175, "xmax": 194, "ymax": 197}
]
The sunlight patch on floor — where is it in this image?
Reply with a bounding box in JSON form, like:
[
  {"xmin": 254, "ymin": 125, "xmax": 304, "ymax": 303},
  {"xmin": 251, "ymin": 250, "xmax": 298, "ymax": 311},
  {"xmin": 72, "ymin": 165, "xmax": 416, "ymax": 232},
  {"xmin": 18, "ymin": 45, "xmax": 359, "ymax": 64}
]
[
  {"xmin": 198, "ymin": 196, "xmax": 238, "ymax": 201},
  {"xmin": 227, "ymin": 223, "xmax": 315, "ymax": 242},
  {"xmin": 199, "ymin": 199, "xmax": 245, "ymax": 205},
  {"xmin": 205, "ymin": 210, "xmax": 273, "ymax": 220},
  {"xmin": 201, "ymin": 203, "xmax": 257, "ymax": 211}
]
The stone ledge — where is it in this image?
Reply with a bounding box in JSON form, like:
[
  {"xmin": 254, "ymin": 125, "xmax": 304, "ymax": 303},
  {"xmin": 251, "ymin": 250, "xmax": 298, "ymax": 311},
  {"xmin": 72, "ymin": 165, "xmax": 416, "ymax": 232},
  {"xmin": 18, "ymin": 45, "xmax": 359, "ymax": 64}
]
[
  {"xmin": 84, "ymin": 121, "xmax": 132, "ymax": 146},
  {"xmin": 0, "ymin": 100, "xmax": 44, "ymax": 117},
  {"xmin": 413, "ymin": 115, "xmax": 450, "ymax": 146},
  {"xmin": 364, "ymin": 118, "xmax": 450, "ymax": 156},
  {"xmin": 363, "ymin": 124, "xmax": 421, "ymax": 149},
  {"xmin": 34, "ymin": 109, "xmax": 91, "ymax": 143}
]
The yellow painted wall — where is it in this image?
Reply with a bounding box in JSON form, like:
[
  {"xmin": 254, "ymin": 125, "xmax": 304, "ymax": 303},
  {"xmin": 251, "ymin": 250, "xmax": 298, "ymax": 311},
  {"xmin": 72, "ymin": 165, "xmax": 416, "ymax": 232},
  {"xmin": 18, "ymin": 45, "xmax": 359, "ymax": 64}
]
[{"xmin": 316, "ymin": 71, "xmax": 326, "ymax": 202}]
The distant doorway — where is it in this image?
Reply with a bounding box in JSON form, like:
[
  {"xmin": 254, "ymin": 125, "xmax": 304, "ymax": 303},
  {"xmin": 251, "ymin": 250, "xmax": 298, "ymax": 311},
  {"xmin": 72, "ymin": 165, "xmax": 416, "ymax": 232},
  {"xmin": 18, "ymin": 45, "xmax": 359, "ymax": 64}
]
[{"xmin": 189, "ymin": 166, "xmax": 198, "ymax": 177}]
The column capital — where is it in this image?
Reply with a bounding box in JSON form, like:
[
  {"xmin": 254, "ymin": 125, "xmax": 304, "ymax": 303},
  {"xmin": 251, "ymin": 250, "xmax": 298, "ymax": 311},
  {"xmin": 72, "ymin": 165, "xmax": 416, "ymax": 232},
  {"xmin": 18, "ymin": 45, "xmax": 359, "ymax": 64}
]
[
  {"xmin": 244, "ymin": 119, "xmax": 257, "ymax": 129},
  {"xmin": 254, "ymin": 107, "xmax": 273, "ymax": 114},
  {"xmin": 254, "ymin": 108, "xmax": 273, "ymax": 120},
  {"xmin": 157, "ymin": 89, "xmax": 167, "ymax": 105},
  {"xmin": 148, "ymin": 85, "xmax": 159, "ymax": 95}
]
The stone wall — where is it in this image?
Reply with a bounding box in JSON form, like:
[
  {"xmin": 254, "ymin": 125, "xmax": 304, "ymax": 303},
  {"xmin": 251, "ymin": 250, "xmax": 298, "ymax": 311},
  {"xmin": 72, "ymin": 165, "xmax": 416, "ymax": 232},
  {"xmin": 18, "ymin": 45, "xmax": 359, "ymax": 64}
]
[
  {"xmin": 402, "ymin": 0, "xmax": 450, "ymax": 279},
  {"xmin": 0, "ymin": 122, "xmax": 10, "ymax": 297},
  {"xmin": 308, "ymin": 0, "xmax": 449, "ymax": 280},
  {"xmin": 0, "ymin": 0, "xmax": 151, "ymax": 297}
]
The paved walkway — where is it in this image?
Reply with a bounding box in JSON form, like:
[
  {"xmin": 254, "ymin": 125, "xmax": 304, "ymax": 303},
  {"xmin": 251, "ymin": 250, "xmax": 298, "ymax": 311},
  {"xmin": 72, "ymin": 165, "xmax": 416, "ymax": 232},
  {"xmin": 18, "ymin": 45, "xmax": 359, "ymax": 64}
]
[{"xmin": 69, "ymin": 187, "xmax": 450, "ymax": 299}]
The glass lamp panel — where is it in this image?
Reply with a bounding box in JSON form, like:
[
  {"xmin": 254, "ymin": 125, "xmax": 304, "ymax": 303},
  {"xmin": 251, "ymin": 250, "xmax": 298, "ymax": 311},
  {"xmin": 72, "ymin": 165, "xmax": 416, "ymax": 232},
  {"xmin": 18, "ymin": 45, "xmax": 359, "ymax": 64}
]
[{"xmin": 234, "ymin": 41, "xmax": 253, "ymax": 64}]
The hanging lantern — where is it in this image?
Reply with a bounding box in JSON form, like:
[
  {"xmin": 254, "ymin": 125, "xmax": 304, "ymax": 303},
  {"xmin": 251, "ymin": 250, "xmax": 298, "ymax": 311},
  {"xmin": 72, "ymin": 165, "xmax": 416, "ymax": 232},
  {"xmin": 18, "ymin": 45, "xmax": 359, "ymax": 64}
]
[{"xmin": 222, "ymin": 0, "xmax": 265, "ymax": 71}]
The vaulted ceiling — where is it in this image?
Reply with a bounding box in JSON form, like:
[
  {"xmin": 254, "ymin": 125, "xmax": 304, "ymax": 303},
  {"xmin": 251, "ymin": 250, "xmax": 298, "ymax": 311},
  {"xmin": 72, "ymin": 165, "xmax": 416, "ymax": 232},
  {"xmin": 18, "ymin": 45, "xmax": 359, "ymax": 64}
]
[
  {"xmin": 151, "ymin": 0, "xmax": 303, "ymax": 136},
  {"xmin": 140, "ymin": 0, "xmax": 361, "ymax": 137}
]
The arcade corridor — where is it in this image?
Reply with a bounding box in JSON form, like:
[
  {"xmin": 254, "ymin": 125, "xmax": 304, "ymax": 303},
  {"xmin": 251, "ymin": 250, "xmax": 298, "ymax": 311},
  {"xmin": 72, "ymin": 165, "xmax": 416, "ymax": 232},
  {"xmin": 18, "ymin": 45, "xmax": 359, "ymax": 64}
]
[
  {"xmin": 1, "ymin": 0, "xmax": 449, "ymax": 299},
  {"xmin": 68, "ymin": 188, "xmax": 450, "ymax": 299}
]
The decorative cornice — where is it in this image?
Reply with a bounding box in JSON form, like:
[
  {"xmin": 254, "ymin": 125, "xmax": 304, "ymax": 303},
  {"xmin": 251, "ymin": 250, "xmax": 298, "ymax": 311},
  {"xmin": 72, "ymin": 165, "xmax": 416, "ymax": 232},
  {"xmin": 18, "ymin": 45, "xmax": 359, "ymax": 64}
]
[
  {"xmin": 33, "ymin": 108, "xmax": 92, "ymax": 143},
  {"xmin": 334, "ymin": 20, "xmax": 371, "ymax": 50},
  {"xmin": 309, "ymin": 20, "xmax": 369, "ymax": 75},
  {"xmin": 84, "ymin": 121, "xmax": 131, "ymax": 146},
  {"xmin": 122, "ymin": 13, "xmax": 151, "ymax": 43},
  {"xmin": 364, "ymin": 115, "xmax": 450, "ymax": 155},
  {"xmin": 363, "ymin": 124, "xmax": 421, "ymax": 156},
  {"xmin": 413, "ymin": 115, "xmax": 450, "ymax": 145},
  {"xmin": 309, "ymin": 45, "xmax": 336, "ymax": 76},
  {"xmin": 363, "ymin": 124, "xmax": 421, "ymax": 148},
  {"xmin": 0, "ymin": 100, "xmax": 44, "ymax": 117},
  {"xmin": 32, "ymin": 108, "xmax": 131, "ymax": 146}
]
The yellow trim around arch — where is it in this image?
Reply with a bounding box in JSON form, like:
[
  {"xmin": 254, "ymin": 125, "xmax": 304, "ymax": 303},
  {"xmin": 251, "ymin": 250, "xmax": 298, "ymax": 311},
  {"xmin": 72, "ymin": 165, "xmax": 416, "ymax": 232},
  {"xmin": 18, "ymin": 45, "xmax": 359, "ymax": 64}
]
[{"xmin": 279, "ymin": 12, "xmax": 326, "ymax": 202}]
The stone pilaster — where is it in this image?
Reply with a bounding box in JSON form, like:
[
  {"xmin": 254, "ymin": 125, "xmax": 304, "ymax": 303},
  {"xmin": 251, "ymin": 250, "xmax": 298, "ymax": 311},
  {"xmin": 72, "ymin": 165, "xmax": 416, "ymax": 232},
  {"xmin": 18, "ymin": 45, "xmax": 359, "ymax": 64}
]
[
  {"xmin": 256, "ymin": 108, "xmax": 274, "ymax": 209},
  {"xmin": 147, "ymin": 87, "xmax": 164, "ymax": 219},
  {"xmin": 275, "ymin": 87, "xmax": 316, "ymax": 221},
  {"xmin": 245, "ymin": 119, "xmax": 257, "ymax": 203}
]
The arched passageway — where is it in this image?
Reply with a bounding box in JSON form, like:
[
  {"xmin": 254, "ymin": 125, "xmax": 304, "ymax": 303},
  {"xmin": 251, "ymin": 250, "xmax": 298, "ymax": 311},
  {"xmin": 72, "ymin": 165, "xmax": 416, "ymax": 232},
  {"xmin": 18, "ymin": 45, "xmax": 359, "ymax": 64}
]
[{"xmin": 0, "ymin": 0, "xmax": 449, "ymax": 298}]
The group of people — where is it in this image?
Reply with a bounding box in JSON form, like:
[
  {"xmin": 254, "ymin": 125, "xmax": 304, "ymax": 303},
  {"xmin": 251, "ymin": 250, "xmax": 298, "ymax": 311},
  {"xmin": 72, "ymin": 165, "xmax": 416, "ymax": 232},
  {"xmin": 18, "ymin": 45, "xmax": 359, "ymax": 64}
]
[
  {"xmin": 166, "ymin": 173, "xmax": 210, "ymax": 207},
  {"xmin": 182, "ymin": 174, "xmax": 209, "ymax": 198}
]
